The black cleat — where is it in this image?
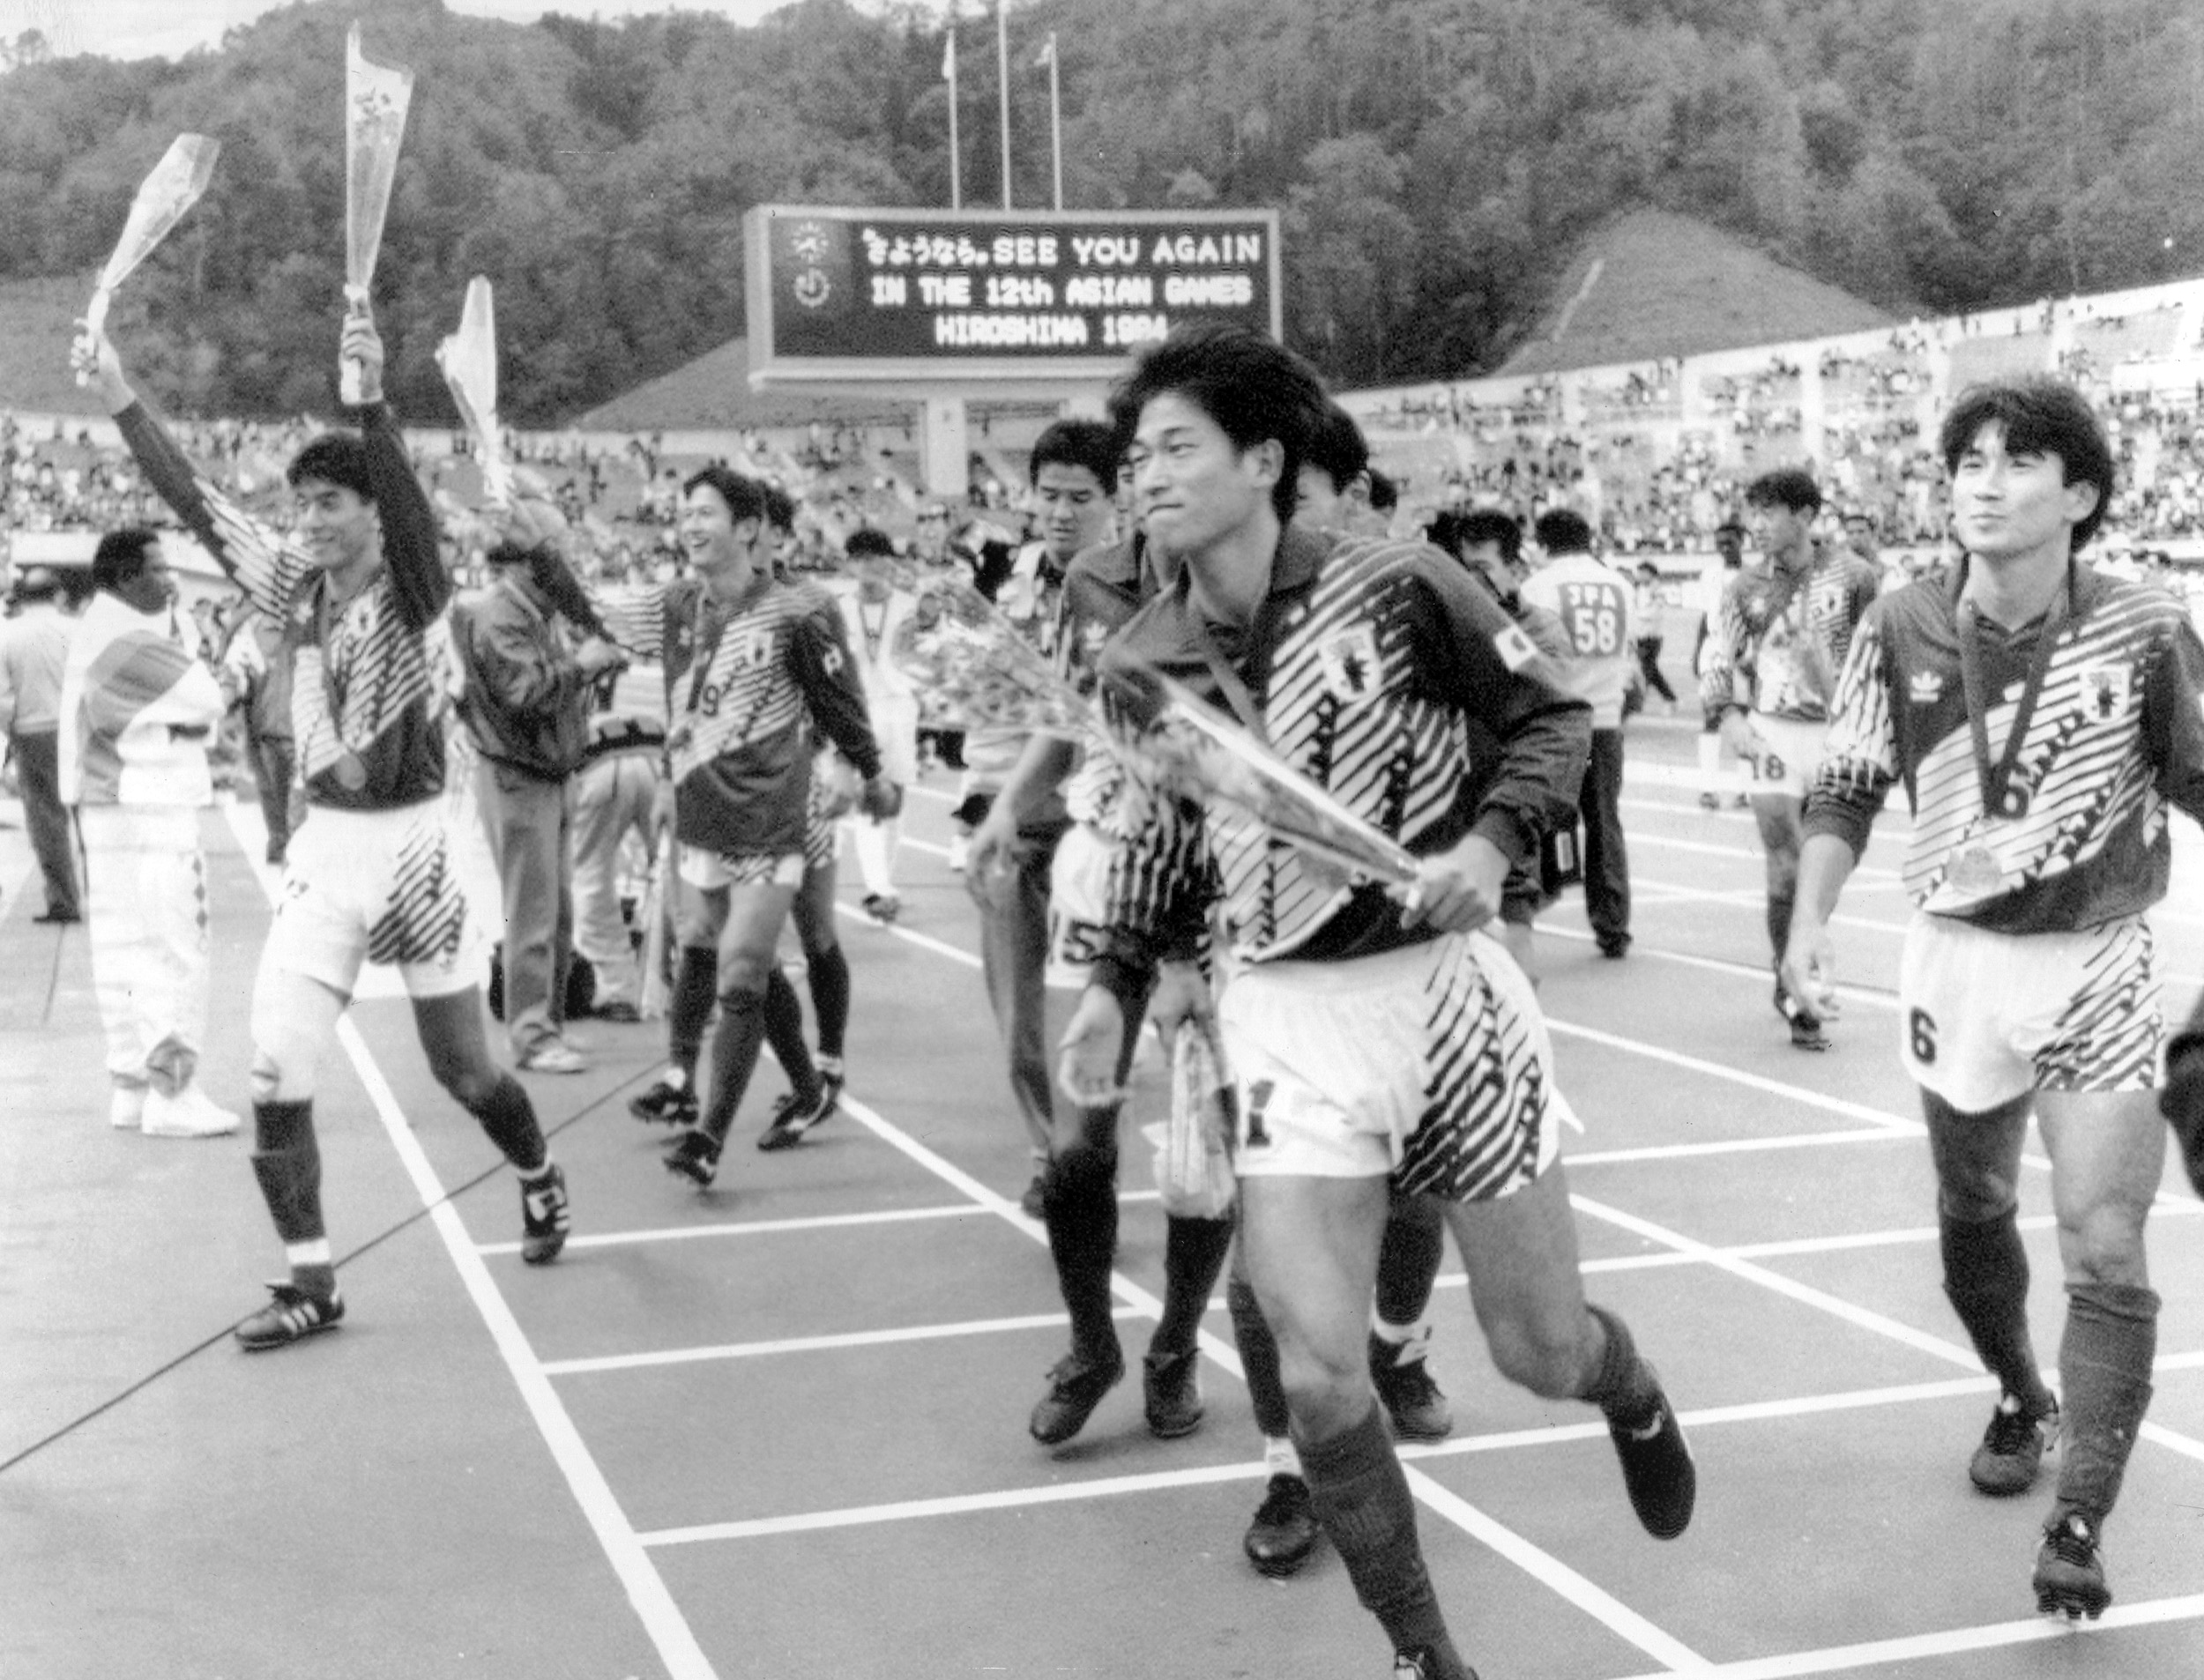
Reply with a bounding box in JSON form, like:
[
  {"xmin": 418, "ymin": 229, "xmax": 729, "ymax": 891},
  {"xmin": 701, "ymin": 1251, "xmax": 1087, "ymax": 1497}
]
[
  {"xmin": 519, "ymin": 1163, "xmax": 571, "ymax": 1265},
  {"xmin": 1775, "ymin": 979, "xmax": 1829, "ymax": 1051},
  {"xmin": 629, "ymin": 1075, "xmax": 698, "ymax": 1127},
  {"xmin": 662, "ymin": 1127, "xmax": 722, "ymax": 1187},
  {"xmin": 1606, "ymin": 1365, "xmax": 1695, "ymax": 1539},
  {"xmin": 235, "ymin": 1282, "xmax": 345, "ymax": 1351},
  {"xmin": 1029, "ymin": 1346, "xmax": 1125, "ymax": 1445},
  {"xmin": 1143, "ymin": 1345, "xmax": 1204, "ymax": 1438},
  {"xmin": 2034, "ymin": 1513, "xmax": 2110, "ymax": 1620},
  {"xmin": 1371, "ymin": 1336, "xmax": 1454, "ymax": 1443},
  {"xmin": 1970, "ymin": 1393, "xmax": 2059, "ymax": 1497},
  {"xmin": 757, "ymin": 1083, "xmax": 838, "ymax": 1152},
  {"xmin": 1244, "ymin": 1473, "xmax": 1321, "ymax": 1577}
]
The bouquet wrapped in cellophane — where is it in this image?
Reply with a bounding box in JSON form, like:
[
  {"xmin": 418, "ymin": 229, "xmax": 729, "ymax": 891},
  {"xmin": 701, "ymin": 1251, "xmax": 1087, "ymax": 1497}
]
[
  {"xmin": 435, "ymin": 275, "xmax": 512, "ymax": 507},
  {"xmin": 890, "ymin": 571, "xmax": 1095, "ymax": 738},
  {"xmin": 1102, "ymin": 661, "xmax": 1420, "ymax": 888},
  {"xmin": 78, "ymin": 134, "xmax": 221, "ymax": 374}
]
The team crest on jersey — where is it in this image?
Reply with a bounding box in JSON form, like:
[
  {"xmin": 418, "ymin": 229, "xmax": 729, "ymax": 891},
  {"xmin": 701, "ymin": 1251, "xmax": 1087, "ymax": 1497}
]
[
  {"xmin": 741, "ymin": 628, "xmax": 776, "ymax": 668},
  {"xmin": 1318, "ymin": 625, "xmax": 1382, "ymax": 700},
  {"xmin": 1492, "ymin": 621, "xmax": 1538, "ymax": 673},
  {"xmin": 1908, "ymin": 670, "xmax": 1944, "ymax": 706},
  {"xmin": 2079, "ymin": 663, "xmax": 2131, "ymax": 721}
]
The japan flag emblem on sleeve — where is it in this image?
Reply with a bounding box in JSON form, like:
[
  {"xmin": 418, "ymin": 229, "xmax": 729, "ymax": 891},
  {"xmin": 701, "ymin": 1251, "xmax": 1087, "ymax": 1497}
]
[{"xmin": 1492, "ymin": 621, "xmax": 1538, "ymax": 673}]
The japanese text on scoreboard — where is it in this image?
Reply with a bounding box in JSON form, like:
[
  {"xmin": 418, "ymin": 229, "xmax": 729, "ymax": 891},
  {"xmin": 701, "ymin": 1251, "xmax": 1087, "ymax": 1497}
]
[{"xmin": 746, "ymin": 205, "xmax": 1282, "ymax": 383}]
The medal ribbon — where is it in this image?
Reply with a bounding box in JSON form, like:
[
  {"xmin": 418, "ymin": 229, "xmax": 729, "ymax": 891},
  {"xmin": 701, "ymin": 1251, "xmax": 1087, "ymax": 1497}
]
[{"xmin": 1954, "ymin": 561, "xmax": 2071, "ymax": 820}]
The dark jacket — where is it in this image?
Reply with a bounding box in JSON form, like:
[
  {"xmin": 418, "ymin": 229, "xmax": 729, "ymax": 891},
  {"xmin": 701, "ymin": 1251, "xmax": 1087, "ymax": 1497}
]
[{"xmin": 454, "ymin": 572, "xmax": 594, "ymax": 780}]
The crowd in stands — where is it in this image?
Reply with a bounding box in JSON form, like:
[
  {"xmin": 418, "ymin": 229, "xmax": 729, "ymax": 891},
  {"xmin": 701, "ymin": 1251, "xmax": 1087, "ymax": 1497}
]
[{"xmin": 12, "ymin": 283, "xmax": 2204, "ymax": 580}]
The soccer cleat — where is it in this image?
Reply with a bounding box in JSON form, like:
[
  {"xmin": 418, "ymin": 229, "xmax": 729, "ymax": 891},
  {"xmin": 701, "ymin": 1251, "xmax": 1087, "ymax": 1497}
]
[
  {"xmin": 1029, "ymin": 1345, "xmax": 1125, "ymax": 1445},
  {"xmin": 756, "ymin": 1083, "xmax": 838, "ymax": 1151},
  {"xmin": 1605, "ymin": 1365, "xmax": 1696, "ymax": 1539},
  {"xmin": 1696, "ymin": 792, "xmax": 1721, "ymax": 811},
  {"xmin": 1393, "ymin": 1648, "xmax": 1479, "ymax": 1680},
  {"xmin": 1371, "ymin": 1334, "xmax": 1454, "ymax": 1443},
  {"xmin": 860, "ymin": 893, "xmax": 901, "ymax": 926},
  {"xmin": 517, "ymin": 1038, "xmax": 587, "ymax": 1075},
  {"xmin": 1243, "ymin": 1473, "xmax": 1321, "ymax": 1577},
  {"xmin": 235, "ymin": 1282, "xmax": 345, "ymax": 1351},
  {"xmin": 1775, "ymin": 979, "xmax": 1829, "ymax": 1052},
  {"xmin": 141, "ymin": 1084, "xmax": 242, "ymax": 1139},
  {"xmin": 1970, "ymin": 1393, "xmax": 2059, "ymax": 1496},
  {"xmin": 2034, "ymin": 1513, "xmax": 2111, "ymax": 1620},
  {"xmin": 593, "ymin": 1000, "xmax": 642, "ymax": 1024},
  {"xmin": 1143, "ymin": 1344, "xmax": 1204, "ymax": 1438},
  {"xmin": 519, "ymin": 1163, "xmax": 571, "ymax": 1265},
  {"xmin": 629, "ymin": 1075, "xmax": 698, "ymax": 1128},
  {"xmin": 662, "ymin": 1127, "xmax": 722, "ymax": 1187}
]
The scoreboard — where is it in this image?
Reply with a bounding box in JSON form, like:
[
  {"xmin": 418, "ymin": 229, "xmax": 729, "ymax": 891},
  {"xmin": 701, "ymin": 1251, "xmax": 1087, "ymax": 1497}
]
[{"xmin": 744, "ymin": 205, "xmax": 1282, "ymax": 387}]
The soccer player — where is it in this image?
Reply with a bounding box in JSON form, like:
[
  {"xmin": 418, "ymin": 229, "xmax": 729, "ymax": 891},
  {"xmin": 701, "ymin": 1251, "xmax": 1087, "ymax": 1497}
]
[
  {"xmin": 1783, "ymin": 377, "xmax": 2204, "ymax": 1620},
  {"xmin": 1520, "ymin": 508, "xmax": 1635, "ymax": 957},
  {"xmin": 639, "ymin": 468, "xmax": 897, "ymax": 1186},
  {"xmin": 1701, "ymin": 469, "xmax": 1879, "ymax": 1048},
  {"xmin": 1059, "ymin": 325, "xmax": 1694, "ymax": 1680},
  {"xmin": 82, "ymin": 312, "xmax": 576, "ymax": 1349},
  {"xmin": 967, "ymin": 424, "xmax": 1236, "ymax": 1442}
]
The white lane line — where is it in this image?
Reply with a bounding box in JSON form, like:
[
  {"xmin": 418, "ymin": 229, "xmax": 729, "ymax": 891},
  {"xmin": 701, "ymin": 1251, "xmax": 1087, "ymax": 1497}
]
[
  {"xmin": 786, "ymin": 1085, "xmax": 1709, "ymax": 1671},
  {"xmin": 1574, "ymin": 1193, "xmax": 2204, "ymax": 1466},
  {"xmin": 541, "ymin": 1307, "xmax": 1133, "ymax": 1376},
  {"xmin": 223, "ymin": 804, "xmax": 719, "ymax": 1680},
  {"xmin": 1570, "ymin": 1127, "xmax": 1912, "ymax": 1165},
  {"xmin": 478, "ymin": 1200, "xmax": 991, "ymax": 1255},
  {"xmin": 1606, "ymin": 1594, "xmax": 2204, "ymax": 1680},
  {"xmin": 638, "ymin": 1357, "xmax": 2204, "ymax": 1550},
  {"xmin": 1399, "ymin": 1467, "xmax": 1709, "ymax": 1671}
]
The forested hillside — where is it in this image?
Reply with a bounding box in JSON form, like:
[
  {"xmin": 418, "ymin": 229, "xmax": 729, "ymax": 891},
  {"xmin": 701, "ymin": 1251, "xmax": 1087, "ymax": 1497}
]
[{"xmin": 2, "ymin": 0, "xmax": 2200, "ymax": 423}]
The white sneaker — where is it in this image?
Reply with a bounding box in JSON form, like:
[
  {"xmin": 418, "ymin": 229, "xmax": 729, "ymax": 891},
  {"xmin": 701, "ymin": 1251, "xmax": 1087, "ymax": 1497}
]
[
  {"xmin": 109, "ymin": 1083, "xmax": 147, "ymax": 1130},
  {"xmin": 141, "ymin": 1084, "xmax": 242, "ymax": 1139}
]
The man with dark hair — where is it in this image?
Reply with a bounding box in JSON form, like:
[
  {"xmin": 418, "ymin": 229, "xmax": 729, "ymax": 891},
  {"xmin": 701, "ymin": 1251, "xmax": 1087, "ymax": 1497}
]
[
  {"xmin": 453, "ymin": 539, "xmax": 627, "ymax": 1073},
  {"xmin": 56, "ymin": 525, "xmax": 237, "ymax": 1139},
  {"xmin": 0, "ymin": 565, "xmax": 80, "ymax": 924},
  {"xmin": 1522, "ymin": 507, "xmax": 1634, "ymax": 956},
  {"xmin": 1702, "ymin": 467, "xmax": 1879, "ymax": 1048},
  {"xmin": 1059, "ymin": 325, "xmax": 1694, "ymax": 1680},
  {"xmin": 635, "ymin": 466, "xmax": 898, "ymax": 1186},
  {"xmin": 83, "ymin": 310, "xmax": 576, "ymax": 1348},
  {"xmin": 964, "ymin": 418, "xmax": 1127, "ymax": 1219},
  {"xmin": 1784, "ymin": 375, "xmax": 2204, "ymax": 1620}
]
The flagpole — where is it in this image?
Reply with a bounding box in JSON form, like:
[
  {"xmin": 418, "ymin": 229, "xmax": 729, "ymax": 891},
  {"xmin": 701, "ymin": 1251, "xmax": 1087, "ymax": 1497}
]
[
  {"xmin": 945, "ymin": 27, "xmax": 962, "ymax": 211},
  {"xmin": 1046, "ymin": 32, "xmax": 1062, "ymax": 212},
  {"xmin": 997, "ymin": 0, "xmax": 1012, "ymax": 210}
]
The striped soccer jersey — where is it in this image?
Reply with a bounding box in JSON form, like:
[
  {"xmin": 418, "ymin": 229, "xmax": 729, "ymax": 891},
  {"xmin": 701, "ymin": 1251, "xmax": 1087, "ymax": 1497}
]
[
  {"xmin": 119, "ymin": 398, "xmax": 453, "ymax": 811},
  {"xmin": 1806, "ymin": 562, "xmax": 2204, "ymax": 935},
  {"xmin": 606, "ymin": 574, "xmax": 881, "ymax": 859},
  {"xmin": 1701, "ymin": 548, "xmax": 1880, "ymax": 725},
  {"xmin": 1091, "ymin": 526, "xmax": 1589, "ymax": 974}
]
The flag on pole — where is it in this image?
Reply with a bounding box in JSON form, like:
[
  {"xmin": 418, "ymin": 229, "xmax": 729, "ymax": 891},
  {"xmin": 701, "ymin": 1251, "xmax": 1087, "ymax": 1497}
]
[
  {"xmin": 1035, "ymin": 33, "xmax": 1054, "ymax": 68},
  {"xmin": 942, "ymin": 32, "xmax": 956, "ymax": 79}
]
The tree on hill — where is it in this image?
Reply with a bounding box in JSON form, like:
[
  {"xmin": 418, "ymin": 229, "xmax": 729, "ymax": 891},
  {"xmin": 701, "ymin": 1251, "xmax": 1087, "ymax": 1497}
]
[{"xmin": 3, "ymin": 0, "xmax": 2202, "ymax": 422}]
